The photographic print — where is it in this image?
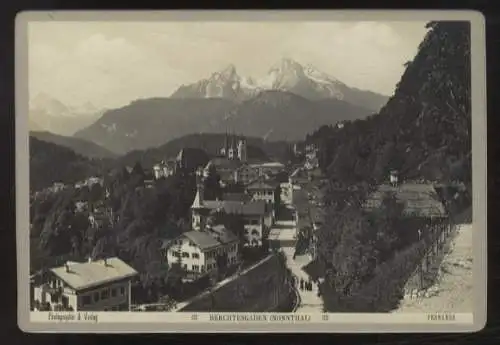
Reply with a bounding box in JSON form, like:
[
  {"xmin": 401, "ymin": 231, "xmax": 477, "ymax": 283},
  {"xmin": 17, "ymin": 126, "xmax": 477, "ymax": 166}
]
[{"xmin": 16, "ymin": 10, "xmax": 486, "ymax": 333}]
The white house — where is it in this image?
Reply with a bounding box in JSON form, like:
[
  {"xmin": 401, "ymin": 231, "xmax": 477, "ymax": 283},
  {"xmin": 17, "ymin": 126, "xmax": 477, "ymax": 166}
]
[
  {"xmin": 31, "ymin": 257, "xmax": 138, "ymax": 312},
  {"xmin": 245, "ymin": 179, "xmax": 279, "ymax": 205},
  {"xmin": 162, "ymin": 227, "xmax": 239, "ymax": 281},
  {"xmin": 153, "ymin": 160, "xmax": 177, "ymax": 179}
]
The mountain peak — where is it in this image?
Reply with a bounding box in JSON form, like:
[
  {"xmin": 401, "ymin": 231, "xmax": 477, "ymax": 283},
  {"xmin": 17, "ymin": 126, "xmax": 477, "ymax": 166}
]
[
  {"xmin": 213, "ymin": 64, "xmax": 238, "ymax": 80},
  {"xmin": 170, "ymin": 59, "xmax": 388, "ymax": 111},
  {"xmin": 269, "ymin": 57, "xmax": 304, "ymax": 74}
]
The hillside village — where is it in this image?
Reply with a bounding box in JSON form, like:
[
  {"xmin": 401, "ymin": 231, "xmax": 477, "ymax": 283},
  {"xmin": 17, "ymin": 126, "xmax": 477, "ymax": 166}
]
[{"xmin": 28, "ymin": 21, "xmax": 473, "ymax": 314}]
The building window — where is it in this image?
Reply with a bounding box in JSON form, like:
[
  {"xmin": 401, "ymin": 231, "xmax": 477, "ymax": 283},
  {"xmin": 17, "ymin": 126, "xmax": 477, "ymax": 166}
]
[
  {"xmin": 120, "ymin": 287, "xmax": 125, "ymax": 296},
  {"xmin": 192, "ymin": 253, "xmax": 199, "ymax": 259},
  {"xmin": 182, "ymin": 252, "xmax": 189, "ymax": 258},
  {"xmin": 93, "ymin": 292, "xmax": 100, "ymax": 302},
  {"xmin": 111, "ymin": 288, "xmax": 117, "ymax": 298},
  {"xmin": 192, "ymin": 265, "xmax": 199, "ymax": 271},
  {"xmin": 82, "ymin": 295, "xmax": 91, "ymax": 306},
  {"xmin": 201, "ymin": 265, "xmax": 205, "ymax": 272},
  {"xmin": 189, "ymin": 241, "xmax": 196, "ymax": 246},
  {"xmin": 172, "ymin": 251, "xmax": 181, "ymax": 257},
  {"xmin": 183, "ymin": 264, "xmax": 188, "ymax": 270},
  {"xmin": 101, "ymin": 289, "xmax": 109, "ymax": 300}
]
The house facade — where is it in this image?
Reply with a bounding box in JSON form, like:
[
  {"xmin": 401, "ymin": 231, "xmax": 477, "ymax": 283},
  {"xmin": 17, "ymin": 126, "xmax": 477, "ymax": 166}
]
[
  {"xmin": 245, "ymin": 179, "xmax": 279, "ymax": 205},
  {"xmin": 163, "ymin": 227, "xmax": 240, "ymax": 281},
  {"xmin": 31, "ymin": 257, "xmax": 138, "ymax": 312},
  {"xmin": 191, "ymin": 175, "xmax": 273, "ymax": 247},
  {"xmin": 153, "ymin": 160, "xmax": 176, "ymax": 179}
]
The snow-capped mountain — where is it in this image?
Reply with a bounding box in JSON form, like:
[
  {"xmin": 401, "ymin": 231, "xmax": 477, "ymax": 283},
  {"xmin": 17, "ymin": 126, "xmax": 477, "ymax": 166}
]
[
  {"xmin": 29, "ymin": 92, "xmax": 105, "ymax": 136},
  {"xmin": 170, "ymin": 58, "xmax": 388, "ymax": 111}
]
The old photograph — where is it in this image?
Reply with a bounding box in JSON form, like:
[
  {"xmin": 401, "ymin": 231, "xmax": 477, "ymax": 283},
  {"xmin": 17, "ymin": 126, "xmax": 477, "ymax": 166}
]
[{"xmin": 16, "ymin": 10, "xmax": 486, "ymax": 333}]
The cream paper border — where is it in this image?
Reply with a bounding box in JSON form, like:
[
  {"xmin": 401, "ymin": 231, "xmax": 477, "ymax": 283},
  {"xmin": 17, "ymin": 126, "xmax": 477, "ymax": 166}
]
[{"xmin": 15, "ymin": 10, "xmax": 487, "ymax": 333}]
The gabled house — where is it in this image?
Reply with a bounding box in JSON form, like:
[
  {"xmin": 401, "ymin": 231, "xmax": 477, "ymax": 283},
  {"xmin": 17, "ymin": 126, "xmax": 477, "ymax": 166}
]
[
  {"xmin": 162, "ymin": 226, "xmax": 240, "ymax": 282},
  {"xmin": 245, "ymin": 179, "xmax": 280, "ymax": 205},
  {"xmin": 204, "ymin": 157, "xmax": 243, "ymax": 185},
  {"xmin": 362, "ymin": 175, "xmax": 449, "ymax": 246},
  {"xmin": 191, "ymin": 176, "xmax": 273, "ymax": 247},
  {"xmin": 31, "ymin": 257, "xmax": 138, "ymax": 312}
]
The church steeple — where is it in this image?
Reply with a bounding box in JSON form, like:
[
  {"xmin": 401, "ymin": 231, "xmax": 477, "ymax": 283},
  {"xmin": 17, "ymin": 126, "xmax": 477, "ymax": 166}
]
[{"xmin": 191, "ymin": 168, "xmax": 206, "ymax": 231}]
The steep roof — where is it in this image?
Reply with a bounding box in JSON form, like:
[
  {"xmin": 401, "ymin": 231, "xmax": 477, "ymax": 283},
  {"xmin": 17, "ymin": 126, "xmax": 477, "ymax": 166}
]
[
  {"xmin": 50, "ymin": 257, "xmax": 138, "ymax": 291},
  {"xmin": 191, "ymin": 189, "xmax": 204, "ymax": 209},
  {"xmin": 208, "ymin": 225, "xmax": 239, "ymax": 244},
  {"xmin": 200, "ymin": 199, "xmax": 268, "ymax": 216},
  {"xmin": 209, "ymin": 157, "xmax": 242, "ymax": 171},
  {"xmin": 182, "ymin": 231, "xmax": 221, "ymax": 250},
  {"xmin": 223, "ymin": 192, "xmax": 252, "ymax": 202},
  {"xmin": 363, "ymin": 183, "xmax": 447, "ymax": 218}
]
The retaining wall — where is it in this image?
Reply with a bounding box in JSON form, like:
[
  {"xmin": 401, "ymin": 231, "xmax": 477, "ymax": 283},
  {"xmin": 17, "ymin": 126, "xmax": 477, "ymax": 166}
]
[{"xmin": 179, "ymin": 254, "xmax": 295, "ymax": 312}]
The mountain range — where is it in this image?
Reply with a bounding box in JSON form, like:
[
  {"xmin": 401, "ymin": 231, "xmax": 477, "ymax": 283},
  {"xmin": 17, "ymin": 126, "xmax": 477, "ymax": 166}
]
[
  {"xmin": 74, "ymin": 90, "xmax": 373, "ymax": 155},
  {"xmin": 39, "ymin": 59, "xmax": 387, "ymax": 156},
  {"xmin": 29, "ymin": 92, "xmax": 105, "ymax": 136},
  {"xmin": 171, "ymin": 58, "xmax": 388, "ymax": 112}
]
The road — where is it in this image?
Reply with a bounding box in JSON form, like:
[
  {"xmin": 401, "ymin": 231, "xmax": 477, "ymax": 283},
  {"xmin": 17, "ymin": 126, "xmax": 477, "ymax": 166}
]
[
  {"xmin": 394, "ymin": 223, "xmax": 473, "ymax": 313},
  {"xmin": 269, "ymin": 208, "xmax": 324, "ymax": 313}
]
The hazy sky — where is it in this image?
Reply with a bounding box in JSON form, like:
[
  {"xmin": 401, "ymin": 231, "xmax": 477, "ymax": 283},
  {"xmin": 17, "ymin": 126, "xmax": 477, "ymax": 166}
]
[{"xmin": 28, "ymin": 20, "xmax": 429, "ymax": 109}]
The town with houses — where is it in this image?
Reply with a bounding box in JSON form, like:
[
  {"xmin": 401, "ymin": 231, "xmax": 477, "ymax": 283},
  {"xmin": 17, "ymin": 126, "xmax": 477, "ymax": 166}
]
[
  {"xmin": 30, "ymin": 135, "xmax": 331, "ymax": 312},
  {"xmin": 29, "ymin": 131, "xmax": 468, "ymax": 313}
]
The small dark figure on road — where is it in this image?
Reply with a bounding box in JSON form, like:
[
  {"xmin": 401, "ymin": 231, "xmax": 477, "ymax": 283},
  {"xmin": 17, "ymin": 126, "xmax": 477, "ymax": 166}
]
[{"xmin": 300, "ymin": 279, "xmax": 304, "ymax": 290}]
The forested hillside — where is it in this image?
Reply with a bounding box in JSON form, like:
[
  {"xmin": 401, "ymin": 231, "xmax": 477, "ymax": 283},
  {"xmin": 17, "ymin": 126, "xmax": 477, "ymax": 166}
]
[
  {"xmin": 30, "ymin": 164, "xmax": 198, "ymax": 302},
  {"xmin": 29, "ymin": 137, "xmax": 104, "ymax": 191},
  {"xmin": 30, "ymin": 131, "xmax": 117, "ymax": 159},
  {"xmin": 114, "ymin": 133, "xmax": 293, "ymax": 169},
  {"xmin": 306, "ymin": 21, "xmax": 471, "ymax": 312},
  {"xmin": 309, "ymin": 21, "xmax": 471, "ymax": 190}
]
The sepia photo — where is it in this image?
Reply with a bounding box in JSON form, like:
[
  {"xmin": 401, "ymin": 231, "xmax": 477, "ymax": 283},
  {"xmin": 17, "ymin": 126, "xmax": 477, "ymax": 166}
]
[{"xmin": 16, "ymin": 10, "xmax": 487, "ymax": 333}]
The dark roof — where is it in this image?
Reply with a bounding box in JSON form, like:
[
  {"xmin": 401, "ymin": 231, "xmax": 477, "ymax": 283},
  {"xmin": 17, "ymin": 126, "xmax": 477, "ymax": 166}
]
[
  {"xmin": 207, "ymin": 225, "xmax": 239, "ymax": 244},
  {"xmin": 182, "ymin": 231, "xmax": 221, "ymax": 250},
  {"xmin": 209, "ymin": 157, "xmax": 242, "ymax": 171},
  {"xmin": 241, "ymin": 200, "xmax": 268, "ymax": 215},
  {"xmin": 246, "ymin": 180, "xmax": 278, "ymax": 190},
  {"xmin": 223, "ymin": 192, "xmax": 252, "ymax": 202},
  {"xmin": 203, "ymin": 199, "xmax": 268, "ymax": 216},
  {"xmin": 363, "ymin": 183, "xmax": 447, "ymax": 218}
]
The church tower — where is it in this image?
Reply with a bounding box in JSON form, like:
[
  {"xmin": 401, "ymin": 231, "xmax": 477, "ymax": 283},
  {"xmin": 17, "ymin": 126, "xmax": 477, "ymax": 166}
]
[
  {"xmin": 220, "ymin": 131, "xmax": 228, "ymax": 156},
  {"xmin": 191, "ymin": 168, "xmax": 207, "ymax": 231},
  {"xmin": 237, "ymin": 138, "xmax": 247, "ymax": 162},
  {"xmin": 228, "ymin": 132, "xmax": 236, "ymax": 160}
]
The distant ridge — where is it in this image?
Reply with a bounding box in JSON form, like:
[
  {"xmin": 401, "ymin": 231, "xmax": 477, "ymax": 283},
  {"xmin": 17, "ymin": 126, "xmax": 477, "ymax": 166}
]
[
  {"xmin": 30, "ymin": 130, "xmax": 117, "ymax": 159},
  {"xmin": 74, "ymin": 91, "xmax": 372, "ymax": 155}
]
